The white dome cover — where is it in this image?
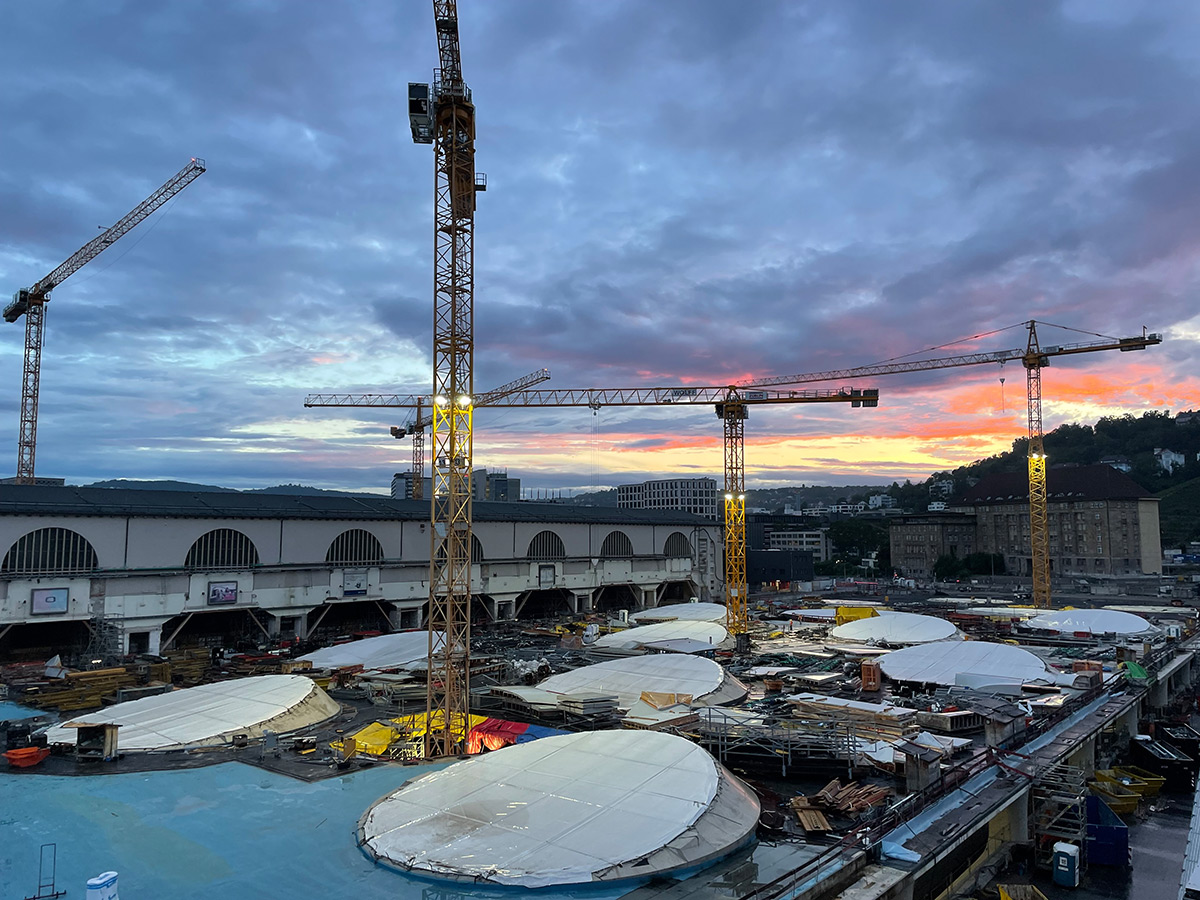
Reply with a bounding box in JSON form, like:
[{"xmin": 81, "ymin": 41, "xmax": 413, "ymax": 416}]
[
  {"xmin": 538, "ymin": 654, "xmax": 747, "ymax": 709},
  {"xmin": 358, "ymin": 730, "xmax": 759, "ymax": 887},
  {"xmin": 880, "ymin": 641, "xmax": 1048, "ymax": 686},
  {"xmin": 299, "ymin": 630, "xmax": 436, "ymax": 671},
  {"xmin": 46, "ymin": 675, "xmax": 339, "ymax": 751},
  {"xmin": 592, "ymin": 620, "xmax": 728, "ymax": 650},
  {"xmin": 630, "ymin": 602, "xmax": 728, "ymax": 625},
  {"xmin": 829, "ymin": 612, "xmax": 960, "ymax": 645},
  {"xmin": 1023, "ymin": 609, "xmax": 1159, "ymax": 637}
]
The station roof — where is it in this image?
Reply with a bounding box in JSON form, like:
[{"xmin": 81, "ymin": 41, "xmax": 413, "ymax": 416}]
[
  {"xmin": 0, "ymin": 484, "xmax": 713, "ymax": 526},
  {"xmin": 299, "ymin": 631, "xmax": 435, "ymax": 671},
  {"xmin": 629, "ymin": 602, "xmax": 728, "ymax": 625}
]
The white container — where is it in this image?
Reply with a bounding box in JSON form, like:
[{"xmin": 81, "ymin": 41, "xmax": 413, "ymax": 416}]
[{"xmin": 86, "ymin": 871, "xmax": 119, "ymax": 900}]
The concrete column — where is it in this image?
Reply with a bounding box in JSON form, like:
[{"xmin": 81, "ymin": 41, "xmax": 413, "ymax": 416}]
[{"xmin": 572, "ymin": 590, "xmax": 594, "ymax": 614}]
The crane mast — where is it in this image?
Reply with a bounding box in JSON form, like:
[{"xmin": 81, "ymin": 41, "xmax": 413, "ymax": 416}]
[
  {"xmin": 409, "ymin": 0, "xmax": 486, "ymax": 758},
  {"xmin": 742, "ymin": 320, "xmax": 1161, "ymax": 607},
  {"xmin": 392, "ymin": 368, "xmax": 550, "ymax": 501},
  {"xmin": 5, "ymin": 158, "xmax": 206, "ymax": 483}
]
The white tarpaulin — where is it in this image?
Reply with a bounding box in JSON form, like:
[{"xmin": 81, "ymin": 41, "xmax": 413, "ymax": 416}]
[
  {"xmin": 829, "ymin": 612, "xmax": 961, "ymax": 645},
  {"xmin": 880, "ymin": 641, "xmax": 1048, "ymax": 686},
  {"xmin": 299, "ymin": 631, "xmax": 437, "ymax": 671},
  {"xmin": 46, "ymin": 675, "xmax": 339, "ymax": 751},
  {"xmin": 1022, "ymin": 609, "xmax": 1160, "ymax": 638},
  {"xmin": 630, "ymin": 602, "xmax": 728, "ymax": 625},
  {"xmin": 358, "ymin": 730, "xmax": 759, "ymax": 887},
  {"xmin": 592, "ymin": 620, "xmax": 727, "ymax": 651},
  {"xmin": 538, "ymin": 655, "xmax": 747, "ymax": 710}
]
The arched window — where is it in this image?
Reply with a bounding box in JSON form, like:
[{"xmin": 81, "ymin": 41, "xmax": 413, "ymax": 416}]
[
  {"xmin": 2, "ymin": 527, "xmax": 98, "ymax": 575},
  {"xmin": 436, "ymin": 534, "xmax": 484, "ymax": 564},
  {"xmin": 185, "ymin": 529, "xmax": 260, "ymax": 570},
  {"xmin": 600, "ymin": 530, "xmax": 633, "ymax": 558},
  {"xmin": 526, "ymin": 530, "xmax": 566, "ymax": 560},
  {"xmin": 663, "ymin": 532, "xmax": 693, "ymax": 558},
  {"xmin": 325, "ymin": 529, "xmax": 385, "ymax": 565}
]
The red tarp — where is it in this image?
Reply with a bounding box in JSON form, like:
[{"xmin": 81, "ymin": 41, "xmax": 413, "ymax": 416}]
[{"xmin": 467, "ymin": 718, "xmax": 530, "ymax": 754}]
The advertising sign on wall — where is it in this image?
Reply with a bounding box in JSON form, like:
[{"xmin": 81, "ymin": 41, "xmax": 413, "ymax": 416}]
[
  {"xmin": 207, "ymin": 581, "xmax": 239, "ymax": 605},
  {"xmin": 30, "ymin": 587, "xmax": 69, "ymax": 615},
  {"xmin": 343, "ymin": 569, "xmax": 368, "ymax": 596}
]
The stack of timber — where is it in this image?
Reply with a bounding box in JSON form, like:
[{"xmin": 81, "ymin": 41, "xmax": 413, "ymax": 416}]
[
  {"xmin": 788, "ymin": 796, "xmax": 832, "ymax": 833},
  {"xmin": 27, "ymin": 667, "xmax": 138, "ymax": 712},
  {"xmin": 557, "ymin": 692, "xmax": 620, "ymax": 717},
  {"xmin": 162, "ymin": 649, "xmax": 211, "ymax": 685},
  {"xmin": 812, "ymin": 778, "xmax": 892, "ymax": 814},
  {"xmin": 787, "ymin": 693, "xmax": 919, "ymax": 742}
]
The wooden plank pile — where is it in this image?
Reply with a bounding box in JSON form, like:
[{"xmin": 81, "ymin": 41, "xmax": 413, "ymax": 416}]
[
  {"xmin": 787, "ymin": 693, "xmax": 919, "ymax": 742},
  {"xmin": 813, "ymin": 778, "xmax": 892, "ymax": 814},
  {"xmin": 788, "ymin": 796, "xmax": 832, "ymax": 833},
  {"xmin": 162, "ymin": 649, "xmax": 210, "ymax": 685},
  {"xmin": 27, "ymin": 667, "xmax": 138, "ymax": 712}
]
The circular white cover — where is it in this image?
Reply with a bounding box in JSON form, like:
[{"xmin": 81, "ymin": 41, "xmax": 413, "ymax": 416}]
[
  {"xmin": 1023, "ymin": 609, "xmax": 1157, "ymax": 637},
  {"xmin": 45, "ymin": 675, "xmax": 337, "ymax": 751},
  {"xmin": 300, "ymin": 630, "xmax": 436, "ymax": 671},
  {"xmin": 593, "ymin": 620, "xmax": 727, "ymax": 650},
  {"xmin": 880, "ymin": 641, "xmax": 1048, "ymax": 686},
  {"xmin": 829, "ymin": 612, "xmax": 960, "ymax": 645},
  {"xmin": 538, "ymin": 655, "xmax": 742, "ymax": 709},
  {"xmin": 630, "ymin": 602, "xmax": 728, "ymax": 625},
  {"xmin": 358, "ymin": 730, "xmax": 758, "ymax": 887}
]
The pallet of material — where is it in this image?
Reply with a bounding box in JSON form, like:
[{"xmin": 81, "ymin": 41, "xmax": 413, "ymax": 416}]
[
  {"xmin": 787, "ymin": 693, "xmax": 919, "ymax": 741},
  {"xmin": 789, "ymin": 797, "xmax": 832, "ymax": 833}
]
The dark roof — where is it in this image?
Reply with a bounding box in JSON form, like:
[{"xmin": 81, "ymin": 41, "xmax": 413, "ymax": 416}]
[
  {"xmin": 959, "ymin": 464, "xmax": 1152, "ymax": 505},
  {"xmin": 0, "ymin": 484, "xmax": 714, "ymax": 526}
]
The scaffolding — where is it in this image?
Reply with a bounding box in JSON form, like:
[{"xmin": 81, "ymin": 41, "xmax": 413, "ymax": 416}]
[{"xmin": 1031, "ymin": 762, "xmax": 1087, "ymax": 870}]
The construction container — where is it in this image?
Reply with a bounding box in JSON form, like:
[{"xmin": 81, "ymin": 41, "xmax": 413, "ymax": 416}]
[{"xmin": 860, "ymin": 660, "xmax": 882, "ymax": 692}]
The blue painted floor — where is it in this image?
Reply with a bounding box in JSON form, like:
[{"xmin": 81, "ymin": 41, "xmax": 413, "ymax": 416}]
[
  {"xmin": 0, "ymin": 700, "xmax": 43, "ymax": 721},
  {"xmin": 1, "ymin": 760, "xmax": 641, "ymax": 900}
]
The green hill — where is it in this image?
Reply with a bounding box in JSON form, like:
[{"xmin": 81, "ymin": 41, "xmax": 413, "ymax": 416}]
[{"xmin": 1156, "ymin": 475, "xmax": 1200, "ymax": 550}]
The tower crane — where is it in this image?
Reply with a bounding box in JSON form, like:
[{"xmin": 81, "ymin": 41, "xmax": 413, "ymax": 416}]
[
  {"xmin": 306, "ymin": 384, "xmax": 881, "ymax": 648},
  {"xmin": 737, "ymin": 321, "xmax": 1162, "ymax": 608},
  {"xmin": 406, "ymin": 0, "xmax": 486, "ymax": 758},
  {"xmin": 4, "ymin": 158, "xmax": 206, "ymax": 483},
  {"xmin": 389, "ymin": 368, "xmax": 551, "ymax": 500}
]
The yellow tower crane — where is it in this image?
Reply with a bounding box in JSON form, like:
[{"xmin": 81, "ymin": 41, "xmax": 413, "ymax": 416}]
[
  {"xmin": 306, "ymin": 384, "xmax": 880, "ymax": 649},
  {"xmin": 389, "ymin": 369, "xmax": 550, "ymax": 500},
  {"xmin": 4, "ymin": 158, "xmax": 206, "ymax": 482},
  {"xmin": 406, "ymin": 0, "xmax": 485, "ymax": 758},
  {"xmin": 737, "ymin": 320, "xmax": 1161, "ymax": 608}
]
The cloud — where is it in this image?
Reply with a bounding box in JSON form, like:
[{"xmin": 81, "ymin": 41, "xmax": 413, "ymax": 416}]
[{"xmin": 0, "ymin": 1, "xmax": 1196, "ymax": 493}]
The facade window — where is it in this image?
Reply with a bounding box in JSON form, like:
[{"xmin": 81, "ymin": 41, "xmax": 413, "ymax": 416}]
[
  {"xmin": 325, "ymin": 529, "xmax": 385, "ymax": 565},
  {"xmin": 436, "ymin": 534, "xmax": 484, "ymax": 564},
  {"xmin": 186, "ymin": 529, "xmax": 260, "ymax": 570},
  {"xmin": 600, "ymin": 530, "xmax": 634, "ymax": 558},
  {"xmin": 2, "ymin": 527, "xmax": 98, "ymax": 575},
  {"xmin": 663, "ymin": 532, "xmax": 693, "ymax": 558},
  {"xmin": 526, "ymin": 530, "xmax": 566, "ymax": 560}
]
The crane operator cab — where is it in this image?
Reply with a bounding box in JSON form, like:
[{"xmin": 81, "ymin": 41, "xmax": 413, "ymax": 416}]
[{"xmin": 408, "ymin": 83, "xmax": 434, "ymax": 144}]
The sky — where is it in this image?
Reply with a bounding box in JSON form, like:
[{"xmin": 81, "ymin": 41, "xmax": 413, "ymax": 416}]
[{"xmin": 2, "ymin": 1, "xmax": 1200, "ymax": 495}]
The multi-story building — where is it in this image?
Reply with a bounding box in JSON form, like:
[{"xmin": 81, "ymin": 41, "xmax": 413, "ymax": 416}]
[
  {"xmin": 390, "ymin": 471, "xmax": 431, "ymax": 500},
  {"xmin": 888, "ymin": 512, "xmax": 978, "ymax": 581},
  {"xmin": 962, "ymin": 465, "xmax": 1161, "ymax": 577},
  {"xmin": 868, "ymin": 493, "xmax": 897, "ymax": 510},
  {"xmin": 766, "ymin": 528, "xmax": 831, "ymax": 562},
  {"xmin": 617, "ymin": 477, "xmax": 719, "ymax": 520},
  {"xmin": 0, "ymin": 485, "xmax": 721, "ymax": 660}
]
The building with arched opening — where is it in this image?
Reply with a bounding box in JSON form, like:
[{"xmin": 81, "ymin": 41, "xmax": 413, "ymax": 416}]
[{"xmin": 0, "ymin": 485, "xmax": 719, "ymax": 660}]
